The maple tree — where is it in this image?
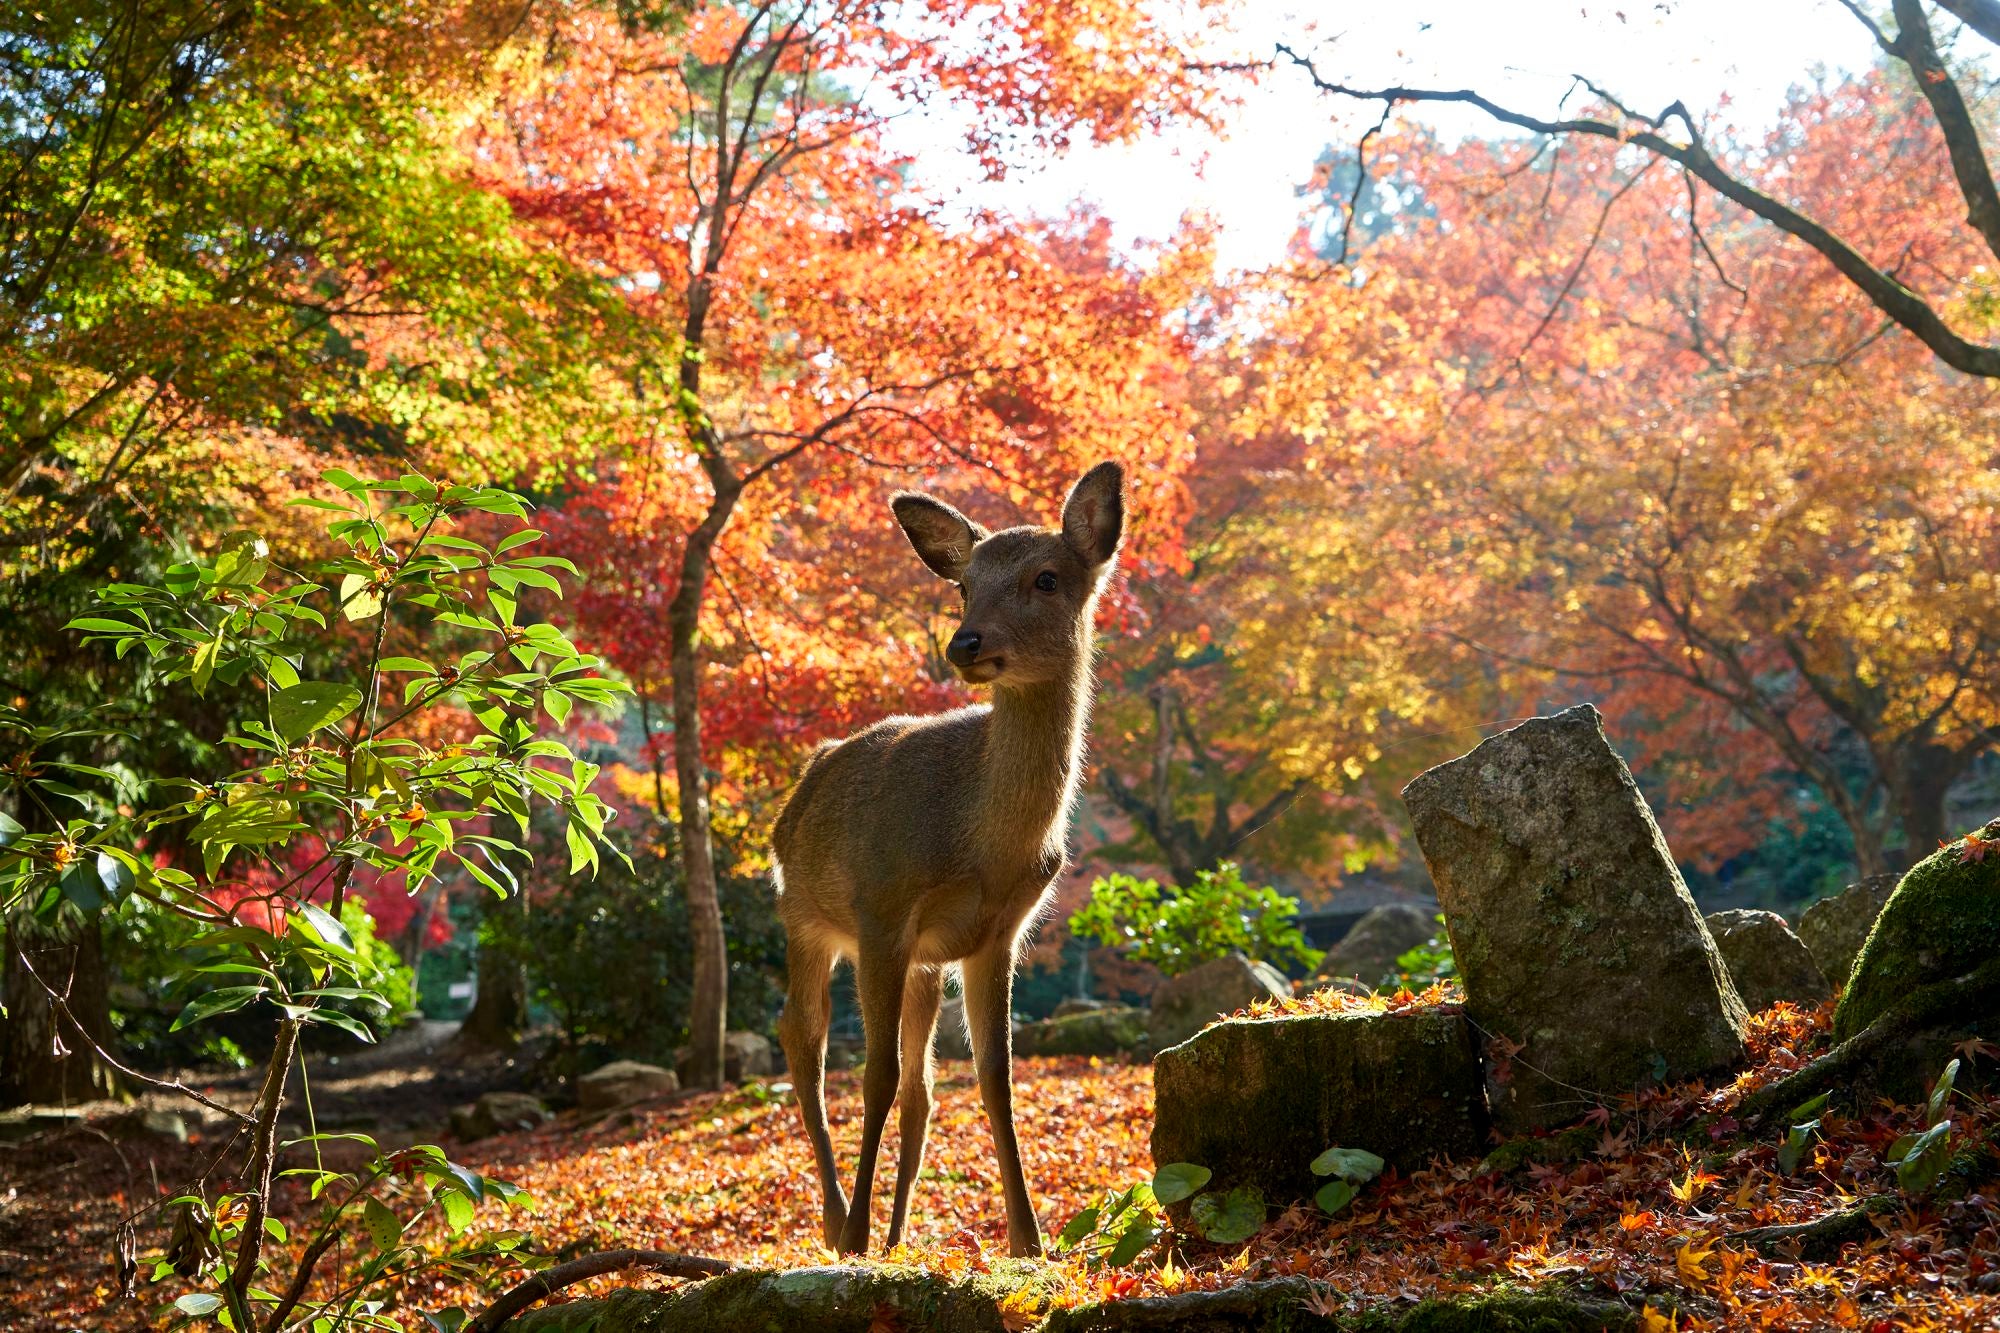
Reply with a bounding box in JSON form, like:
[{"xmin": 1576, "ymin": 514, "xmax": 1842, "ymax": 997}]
[
  {"xmin": 1202, "ymin": 67, "xmax": 2000, "ymax": 878},
  {"xmin": 472, "ymin": 1, "xmax": 1221, "ymax": 1085},
  {"xmin": 1280, "ymin": 0, "xmax": 2000, "ymax": 380}
]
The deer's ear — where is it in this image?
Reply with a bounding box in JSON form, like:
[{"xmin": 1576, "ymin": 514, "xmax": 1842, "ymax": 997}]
[
  {"xmin": 1061, "ymin": 461, "xmax": 1125, "ymax": 567},
  {"xmin": 893, "ymin": 492, "xmax": 985, "ymax": 582}
]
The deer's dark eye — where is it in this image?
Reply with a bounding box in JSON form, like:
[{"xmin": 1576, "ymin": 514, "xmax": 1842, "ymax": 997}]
[{"xmin": 1034, "ymin": 571, "xmax": 1059, "ymax": 593}]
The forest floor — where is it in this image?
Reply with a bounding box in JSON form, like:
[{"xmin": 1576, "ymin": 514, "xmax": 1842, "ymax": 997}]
[{"xmin": 2, "ymin": 1002, "xmax": 1996, "ymax": 1331}]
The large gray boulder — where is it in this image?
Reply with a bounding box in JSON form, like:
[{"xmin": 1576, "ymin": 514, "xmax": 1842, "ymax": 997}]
[
  {"xmin": 1403, "ymin": 705, "xmax": 1749, "ymax": 1133},
  {"xmin": 1147, "ymin": 953, "xmax": 1291, "ymax": 1052},
  {"xmin": 579, "ymin": 1059, "xmax": 680, "ymax": 1111},
  {"xmin": 1797, "ymin": 874, "xmax": 1898, "ymax": 990},
  {"xmin": 449, "ymin": 1090, "xmax": 552, "ymax": 1141},
  {"xmin": 1314, "ymin": 903, "xmax": 1439, "ymax": 987},
  {"xmin": 1152, "ymin": 1007, "xmax": 1488, "ymax": 1200},
  {"xmin": 675, "ymin": 1032, "xmax": 776, "ymax": 1085},
  {"xmin": 1704, "ymin": 909, "xmax": 1831, "ymax": 1013}
]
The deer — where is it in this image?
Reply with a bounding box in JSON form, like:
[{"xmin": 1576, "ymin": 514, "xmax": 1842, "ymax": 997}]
[{"xmin": 771, "ymin": 460, "xmax": 1126, "ymax": 1258}]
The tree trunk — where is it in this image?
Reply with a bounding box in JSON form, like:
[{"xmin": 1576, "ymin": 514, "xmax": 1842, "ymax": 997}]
[
  {"xmin": 668, "ymin": 483, "xmax": 740, "ymax": 1091},
  {"xmin": 1890, "ymin": 746, "xmax": 1961, "ymax": 872},
  {"xmin": 459, "ymin": 891, "xmax": 529, "ymax": 1051},
  {"xmin": 0, "ymin": 911, "xmax": 119, "ymax": 1107}
]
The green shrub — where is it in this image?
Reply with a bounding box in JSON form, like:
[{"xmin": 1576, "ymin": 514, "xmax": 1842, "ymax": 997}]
[
  {"xmin": 1068, "ymin": 861, "xmax": 1322, "ymax": 977},
  {"xmin": 1392, "ymin": 914, "xmax": 1457, "ymax": 988},
  {"xmin": 482, "ymin": 829, "xmax": 785, "ymax": 1073}
]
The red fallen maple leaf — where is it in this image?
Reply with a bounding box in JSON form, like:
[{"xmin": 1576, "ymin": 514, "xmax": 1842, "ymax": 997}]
[{"xmin": 1958, "ymin": 832, "xmax": 1995, "ymax": 864}]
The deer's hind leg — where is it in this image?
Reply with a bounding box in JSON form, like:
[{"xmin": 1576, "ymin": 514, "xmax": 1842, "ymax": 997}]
[
  {"xmin": 778, "ymin": 927, "xmax": 847, "ymax": 1249},
  {"xmin": 837, "ymin": 941, "xmax": 910, "ymax": 1255},
  {"xmin": 885, "ymin": 963, "xmax": 943, "ymax": 1250}
]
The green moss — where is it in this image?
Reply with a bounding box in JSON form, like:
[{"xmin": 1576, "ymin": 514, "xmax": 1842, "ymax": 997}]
[
  {"xmin": 1015, "ymin": 1006, "xmax": 1151, "ymax": 1057},
  {"xmin": 505, "ymin": 1272, "xmax": 1637, "ymax": 1333},
  {"xmin": 1478, "ymin": 1125, "xmax": 1603, "ymax": 1176},
  {"xmin": 1833, "ymin": 836, "xmax": 2000, "ymax": 1044}
]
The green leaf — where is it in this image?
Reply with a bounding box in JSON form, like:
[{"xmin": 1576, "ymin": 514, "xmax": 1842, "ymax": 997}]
[
  {"xmin": 0, "ymin": 812, "xmax": 21, "ymax": 846},
  {"xmin": 66, "ymin": 616, "xmax": 142, "ymax": 634},
  {"xmin": 1189, "ymin": 1185, "xmax": 1264, "ymax": 1245},
  {"xmin": 175, "ymin": 1293, "xmax": 224, "ymax": 1316},
  {"xmin": 1315, "ymin": 1179, "xmax": 1360, "ymax": 1215},
  {"xmin": 437, "ymin": 1187, "xmax": 475, "ymax": 1234},
  {"xmin": 1777, "ymin": 1119, "xmax": 1820, "ymax": 1176},
  {"xmin": 294, "ymin": 901, "xmax": 356, "ymax": 955},
  {"xmin": 60, "ymin": 860, "xmax": 104, "ymax": 910},
  {"xmin": 1150, "ymin": 1162, "xmax": 1212, "ymax": 1206},
  {"xmin": 1105, "ymin": 1215, "xmax": 1161, "ymax": 1266},
  {"xmin": 95, "ymin": 849, "xmax": 135, "ymax": 903},
  {"xmin": 1309, "ymin": 1147, "xmax": 1386, "ymax": 1183},
  {"xmin": 303, "ymin": 1009, "xmax": 376, "ymax": 1044},
  {"xmin": 1928, "ymin": 1059, "xmax": 1960, "ymax": 1127},
  {"xmin": 364, "ymin": 1196, "xmax": 404, "ymax": 1251},
  {"xmin": 1056, "ymin": 1204, "xmax": 1101, "ymax": 1251},
  {"xmin": 1889, "ymin": 1120, "xmax": 1953, "ymax": 1194},
  {"xmin": 173, "ymin": 986, "xmax": 268, "ymax": 1031},
  {"xmin": 270, "ymin": 682, "xmax": 363, "ymax": 742},
  {"xmin": 340, "ymin": 573, "xmax": 384, "ymax": 622}
]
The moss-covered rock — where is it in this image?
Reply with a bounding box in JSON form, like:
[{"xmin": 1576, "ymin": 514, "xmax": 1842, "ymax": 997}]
[
  {"xmin": 1015, "ymin": 1005, "xmax": 1151, "ymax": 1057},
  {"xmin": 502, "ymin": 1274, "xmax": 1638, "ymax": 1333},
  {"xmin": 1831, "ymin": 825, "xmax": 2000, "ymax": 1098},
  {"xmin": 1045, "ymin": 1280, "xmax": 1638, "ymax": 1331},
  {"xmin": 1402, "ymin": 706, "xmax": 1748, "ymax": 1134},
  {"xmin": 504, "ymin": 1262, "xmax": 1052, "ymax": 1333},
  {"xmin": 1152, "ymin": 1007, "xmax": 1488, "ymax": 1202}
]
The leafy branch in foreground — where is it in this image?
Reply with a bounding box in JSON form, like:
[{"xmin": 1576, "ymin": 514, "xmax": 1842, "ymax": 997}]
[{"xmin": 1, "ymin": 469, "xmax": 635, "ymax": 1331}]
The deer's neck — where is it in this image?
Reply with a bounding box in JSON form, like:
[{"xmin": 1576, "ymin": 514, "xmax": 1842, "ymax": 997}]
[{"xmin": 978, "ymin": 646, "xmax": 1094, "ymax": 871}]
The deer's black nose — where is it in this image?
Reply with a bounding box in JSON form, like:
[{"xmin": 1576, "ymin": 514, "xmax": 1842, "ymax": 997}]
[{"xmin": 947, "ymin": 629, "xmax": 982, "ymax": 667}]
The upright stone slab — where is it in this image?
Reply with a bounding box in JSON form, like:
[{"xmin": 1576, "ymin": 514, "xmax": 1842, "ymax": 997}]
[{"xmin": 1402, "ymin": 705, "xmax": 1748, "ymax": 1132}]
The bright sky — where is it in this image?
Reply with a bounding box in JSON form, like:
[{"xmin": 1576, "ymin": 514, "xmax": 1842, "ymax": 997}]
[{"xmin": 882, "ymin": 0, "xmax": 1886, "ymax": 271}]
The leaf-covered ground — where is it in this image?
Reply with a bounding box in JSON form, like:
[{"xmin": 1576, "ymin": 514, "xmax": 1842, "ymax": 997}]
[{"xmin": 5, "ymin": 1002, "xmax": 1997, "ymax": 1331}]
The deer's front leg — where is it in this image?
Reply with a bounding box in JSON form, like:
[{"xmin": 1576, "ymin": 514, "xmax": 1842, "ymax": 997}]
[
  {"xmin": 885, "ymin": 963, "xmax": 943, "ymax": 1250},
  {"xmin": 963, "ymin": 941, "xmax": 1043, "ymax": 1257},
  {"xmin": 838, "ymin": 945, "xmax": 909, "ymax": 1255}
]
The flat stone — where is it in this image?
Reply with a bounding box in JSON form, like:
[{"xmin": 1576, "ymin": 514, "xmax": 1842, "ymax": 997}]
[
  {"xmin": 1705, "ymin": 909, "xmax": 1831, "ymax": 1013},
  {"xmin": 1798, "ymin": 874, "xmax": 1899, "ymax": 990},
  {"xmin": 1147, "ymin": 953, "xmax": 1292, "ymax": 1052},
  {"xmin": 1151, "ymin": 1006, "xmax": 1489, "ymax": 1201},
  {"xmin": 579, "ymin": 1059, "xmax": 680, "ymax": 1111},
  {"xmin": 1403, "ymin": 704, "xmax": 1748, "ymax": 1132}
]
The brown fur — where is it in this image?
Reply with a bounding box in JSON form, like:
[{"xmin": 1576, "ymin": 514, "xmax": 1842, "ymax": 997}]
[{"xmin": 772, "ymin": 462, "xmax": 1126, "ymax": 1256}]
